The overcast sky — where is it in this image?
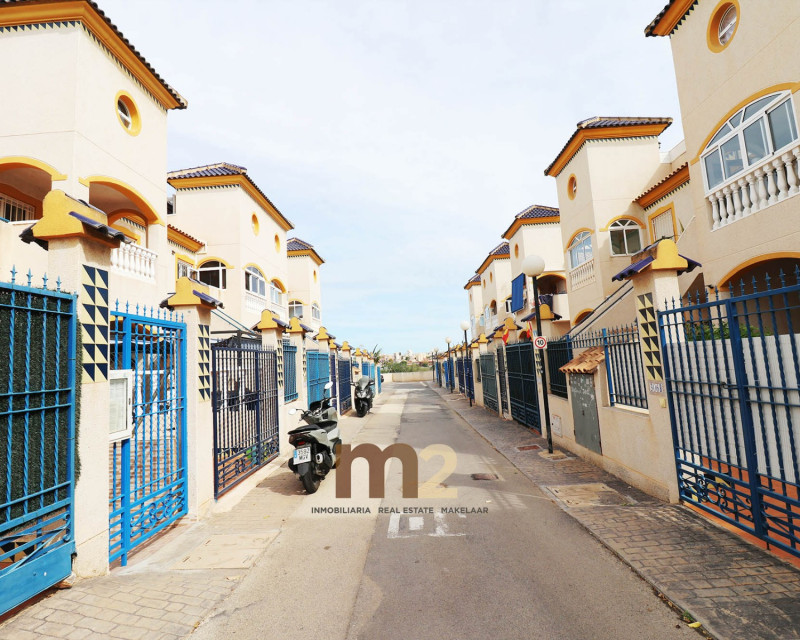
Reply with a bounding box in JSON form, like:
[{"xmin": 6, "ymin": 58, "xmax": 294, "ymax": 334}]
[{"xmin": 103, "ymin": 0, "xmax": 682, "ymax": 355}]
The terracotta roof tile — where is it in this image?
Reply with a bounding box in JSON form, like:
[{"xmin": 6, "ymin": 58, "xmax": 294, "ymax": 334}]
[{"xmin": 560, "ymin": 346, "xmax": 605, "ymax": 374}]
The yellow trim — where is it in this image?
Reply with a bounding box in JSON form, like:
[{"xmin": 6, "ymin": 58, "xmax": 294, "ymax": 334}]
[
  {"xmin": 0, "ymin": 182, "xmax": 43, "ymax": 219},
  {"xmin": 539, "ymin": 271, "xmax": 566, "ymax": 281},
  {"xmin": 316, "ymin": 326, "xmax": 331, "ymax": 341},
  {"xmin": 0, "ymin": 2, "xmax": 183, "ymax": 110},
  {"xmin": 109, "ymin": 221, "xmax": 140, "ymax": 244},
  {"xmin": 167, "ymin": 174, "xmax": 292, "ymax": 231},
  {"xmin": 0, "ymin": 156, "xmax": 66, "ymax": 181},
  {"xmin": 32, "ymin": 189, "xmax": 121, "ymax": 247},
  {"xmin": 502, "ymin": 215, "xmax": 560, "ymax": 239},
  {"xmin": 167, "ymin": 277, "xmax": 218, "ymax": 309},
  {"xmin": 477, "ymin": 333, "xmax": 489, "ymax": 344},
  {"xmin": 313, "ymin": 269, "xmax": 317, "ymax": 283},
  {"xmin": 565, "ymin": 227, "xmax": 593, "ymax": 251},
  {"xmin": 114, "ymin": 91, "xmax": 141, "ymax": 136},
  {"xmin": 341, "ymin": 341, "xmax": 351, "ymax": 352},
  {"xmin": 271, "ymin": 278, "xmax": 287, "ymax": 293},
  {"xmin": 648, "ymin": 203, "xmax": 678, "ymax": 244},
  {"xmin": 256, "ymin": 310, "xmax": 284, "ymax": 332},
  {"xmin": 707, "ymin": 0, "xmax": 739, "ymax": 54},
  {"xmin": 635, "ymin": 165, "xmax": 690, "ymax": 209},
  {"xmin": 243, "ymin": 262, "xmax": 266, "ymax": 277},
  {"xmin": 573, "ymin": 309, "xmax": 594, "ymax": 326},
  {"xmin": 167, "ymin": 226, "xmax": 203, "ymax": 252},
  {"xmin": 546, "ymin": 123, "xmax": 671, "ymax": 178},
  {"xmin": 646, "ymin": 0, "xmax": 696, "ymax": 37},
  {"xmin": 717, "ymin": 252, "xmax": 800, "ymax": 287},
  {"xmin": 599, "ymin": 216, "xmax": 646, "ymax": 233},
  {"xmin": 567, "ymin": 174, "xmax": 577, "ymax": 200},
  {"xmin": 650, "ymin": 239, "xmax": 688, "ymax": 272},
  {"xmin": 274, "ymin": 233, "xmax": 280, "ymax": 252},
  {"xmin": 476, "ymin": 252, "xmax": 510, "ymax": 275},
  {"xmin": 287, "ymin": 248, "xmax": 324, "ymax": 265},
  {"xmin": 692, "ymin": 84, "xmax": 800, "ymax": 163},
  {"xmin": 79, "ymin": 175, "xmax": 164, "ymax": 225},
  {"xmin": 538, "ymin": 304, "xmax": 555, "ymax": 321},
  {"xmin": 289, "ymin": 297, "xmax": 306, "ymax": 304},
  {"xmin": 251, "ymin": 213, "xmax": 260, "ymax": 236},
  {"xmin": 287, "ymin": 317, "xmax": 308, "ymax": 334},
  {"xmin": 198, "ymin": 256, "xmax": 233, "ymax": 269},
  {"xmin": 464, "ymin": 280, "xmax": 480, "ymax": 290},
  {"xmin": 174, "ymin": 253, "xmax": 196, "ymax": 266}
]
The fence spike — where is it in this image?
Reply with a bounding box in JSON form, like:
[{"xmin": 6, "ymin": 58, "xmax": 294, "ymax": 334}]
[
  {"xmin": 10, "ymin": 265, "xmax": 16, "ymax": 283},
  {"xmin": 26, "ymin": 269, "xmax": 33, "ymax": 286},
  {"xmin": 125, "ymin": 301, "xmax": 130, "ymax": 313},
  {"xmin": 739, "ymin": 278, "xmax": 746, "ymax": 297},
  {"xmin": 714, "ymin": 285, "xmax": 720, "ymax": 301},
  {"xmin": 751, "ymin": 275, "xmax": 758, "ymax": 294},
  {"xmin": 135, "ymin": 303, "xmax": 140, "ymax": 315},
  {"xmin": 765, "ymin": 272, "xmax": 772, "ymax": 291},
  {"xmin": 779, "ymin": 268, "xmax": 787, "ymax": 288},
  {"xmin": 114, "ymin": 299, "xmax": 120, "ymax": 312},
  {"xmin": 794, "ymin": 264, "xmax": 800, "ymax": 286},
  {"xmin": 42, "ymin": 273, "xmax": 48, "ymax": 289}
]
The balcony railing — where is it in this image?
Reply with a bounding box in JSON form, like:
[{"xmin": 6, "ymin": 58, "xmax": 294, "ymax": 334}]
[
  {"xmin": 569, "ymin": 258, "xmax": 596, "ymax": 290},
  {"xmin": 269, "ymin": 300, "xmax": 288, "ymax": 321},
  {"xmin": 244, "ymin": 290, "xmax": 267, "ymax": 315},
  {"xmin": 110, "ymin": 243, "xmax": 156, "ymax": 280},
  {"xmin": 708, "ymin": 141, "xmax": 800, "ymax": 230}
]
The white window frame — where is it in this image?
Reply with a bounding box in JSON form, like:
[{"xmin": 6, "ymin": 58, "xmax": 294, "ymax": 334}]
[
  {"xmin": 289, "ymin": 300, "xmax": 304, "ymax": 319},
  {"xmin": 311, "ymin": 303, "xmax": 321, "ymax": 321},
  {"xmin": 270, "ymin": 281, "xmax": 284, "ymax": 306},
  {"xmin": 568, "ymin": 231, "xmax": 593, "ymax": 268},
  {"xmin": 609, "ymin": 219, "xmax": 643, "ymax": 256},
  {"xmin": 650, "ymin": 209, "xmax": 676, "ymax": 243},
  {"xmin": 177, "ymin": 260, "xmax": 197, "ymax": 280},
  {"xmin": 701, "ymin": 91, "xmax": 798, "ymax": 194},
  {"xmin": 198, "ymin": 260, "xmax": 227, "ymax": 289},
  {"xmin": 245, "ymin": 266, "xmax": 267, "ymax": 297},
  {"xmin": 504, "ymin": 298, "xmax": 513, "ymax": 313}
]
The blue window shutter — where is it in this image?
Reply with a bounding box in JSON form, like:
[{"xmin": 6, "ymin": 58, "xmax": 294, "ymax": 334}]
[{"xmin": 511, "ymin": 274, "xmax": 525, "ymax": 312}]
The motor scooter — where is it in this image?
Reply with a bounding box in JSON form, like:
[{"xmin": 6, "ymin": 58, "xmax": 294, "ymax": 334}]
[
  {"xmin": 287, "ymin": 381, "xmax": 340, "ymax": 493},
  {"xmin": 353, "ymin": 375, "xmax": 374, "ymax": 417}
]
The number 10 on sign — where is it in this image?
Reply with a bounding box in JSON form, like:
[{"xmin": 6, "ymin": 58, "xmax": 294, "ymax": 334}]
[{"xmin": 533, "ymin": 336, "xmax": 547, "ymax": 349}]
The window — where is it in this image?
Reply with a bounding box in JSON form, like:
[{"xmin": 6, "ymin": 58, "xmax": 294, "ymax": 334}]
[
  {"xmin": 567, "ymin": 175, "xmax": 577, "ymax": 200},
  {"xmin": 289, "ymin": 300, "xmax": 304, "ymax": 319},
  {"xmin": 245, "ymin": 267, "xmax": 266, "ymax": 297},
  {"xmin": 115, "ymin": 92, "xmax": 141, "ymax": 136},
  {"xmin": 270, "ymin": 281, "xmax": 285, "ymax": 308},
  {"xmin": 0, "ymin": 193, "xmax": 35, "ymax": 222},
  {"xmin": 198, "ymin": 260, "xmax": 227, "ymax": 289},
  {"xmin": 312, "ymin": 303, "xmax": 321, "ymax": 321},
  {"xmin": 708, "ymin": 2, "xmax": 738, "ymax": 52},
  {"xmin": 701, "ymin": 92, "xmax": 798, "ymax": 192},
  {"xmin": 251, "ymin": 214, "xmax": 259, "ymax": 235},
  {"xmin": 568, "ymin": 231, "xmax": 592, "ymax": 268},
  {"xmin": 504, "ymin": 298, "xmax": 513, "ymax": 313},
  {"xmin": 651, "ymin": 209, "xmax": 676, "ymax": 242},
  {"xmin": 609, "ymin": 219, "xmax": 642, "ymax": 256},
  {"xmin": 717, "ymin": 5, "xmax": 736, "ymax": 45},
  {"xmin": 177, "ymin": 260, "xmax": 197, "ymax": 280}
]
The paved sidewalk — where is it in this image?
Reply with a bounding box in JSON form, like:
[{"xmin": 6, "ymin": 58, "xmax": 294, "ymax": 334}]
[{"xmin": 431, "ymin": 383, "xmax": 800, "ymax": 640}]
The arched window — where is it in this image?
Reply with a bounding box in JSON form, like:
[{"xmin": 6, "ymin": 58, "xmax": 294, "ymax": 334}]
[
  {"xmin": 245, "ymin": 266, "xmax": 266, "ymax": 297},
  {"xmin": 702, "ymin": 92, "xmax": 798, "ymax": 192},
  {"xmin": 568, "ymin": 231, "xmax": 593, "ymax": 268},
  {"xmin": 198, "ymin": 260, "xmax": 227, "ymax": 289},
  {"xmin": 289, "ymin": 300, "xmax": 304, "ymax": 319},
  {"xmin": 270, "ymin": 280, "xmax": 285, "ymax": 307},
  {"xmin": 609, "ymin": 219, "xmax": 642, "ymax": 256},
  {"xmin": 312, "ymin": 303, "xmax": 321, "ymax": 321}
]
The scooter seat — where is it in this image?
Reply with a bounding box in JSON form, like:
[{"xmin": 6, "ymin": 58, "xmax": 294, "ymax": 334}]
[{"xmin": 288, "ymin": 425, "xmax": 318, "ymax": 435}]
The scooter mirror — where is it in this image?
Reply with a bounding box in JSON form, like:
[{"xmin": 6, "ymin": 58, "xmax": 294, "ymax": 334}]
[
  {"xmin": 288, "ymin": 408, "xmax": 298, "ymax": 415},
  {"xmin": 324, "ymin": 381, "xmax": 334, "ymax": 390}
]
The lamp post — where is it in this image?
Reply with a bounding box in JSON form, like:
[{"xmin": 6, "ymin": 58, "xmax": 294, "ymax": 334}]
[
  {"xmin": 522, "ymin": 254, "xmax": 553, "ymax": 454},
  {"xmin": 445, "ymin": 337, "xmax": 452, "ymax": 392},
  {"xmin": 460, "ymin": 320, "xmax": 472, "ymax": 407}
]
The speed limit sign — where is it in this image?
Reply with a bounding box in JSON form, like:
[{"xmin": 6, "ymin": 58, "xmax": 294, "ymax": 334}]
[{"xmin": 533, "ymin": 336, "xmax": 548, "ymax": 349}]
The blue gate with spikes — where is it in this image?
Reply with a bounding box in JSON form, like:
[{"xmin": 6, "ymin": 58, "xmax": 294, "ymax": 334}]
[
  {"xmin": 660, "ymin": 271, "xmax": 800, "ymax": 559},
  {"xmin": 1, "ymin": 270, "xmax": 77, "ymax": 615},
  {"xmin": 109, "ymin": 303, "xmax": 187, "ymax": 566}
]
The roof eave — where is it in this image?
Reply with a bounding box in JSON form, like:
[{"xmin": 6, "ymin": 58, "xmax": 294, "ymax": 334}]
[{"xmin": 645, "ymin": 0, "xmax": 698, "ymax": 37}]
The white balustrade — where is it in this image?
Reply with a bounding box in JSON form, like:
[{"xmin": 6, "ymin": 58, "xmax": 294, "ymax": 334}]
[
  {"xmin": 244, "ymin": 290, "xmax": 266, "ymax": 314},
  {"xmin": 708, "ymin": 141, "xmax": 800, "ymax": 230},
  {"xmin": 110, "ymin": 243, "xmax": 157, "ymax": 280},
  {"xmin": 569, "ymin": 258, "xmax": 596, "ymax": 290}
]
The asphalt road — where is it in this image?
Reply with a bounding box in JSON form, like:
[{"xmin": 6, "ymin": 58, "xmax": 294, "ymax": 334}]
[{"xmin": 192, "ymin": 383, "xmax": 690, "ymax": 640}]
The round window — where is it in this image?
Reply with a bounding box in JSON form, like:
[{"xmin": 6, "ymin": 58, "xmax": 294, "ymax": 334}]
[
  {"xmin": 567, "ymin": 175, "xmax": 577, "ymax": 200},
  {"xmin": 708, "ymin": 2, "xmax": 738, "ymax": 52},
  {"xmin": 115, "ymin": 92, "xmax": 141, "ymax": 136},
  {"xmin": 251, "ymin": 214, "xmax": 260, "ymax": 235},
  {"xmin": 514, "ymin": 244, "xmax": 519, "ymax": 258}
]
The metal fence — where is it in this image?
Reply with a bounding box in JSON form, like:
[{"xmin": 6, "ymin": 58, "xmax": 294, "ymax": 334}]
[
  {"xmin": 283, "ymin": 340, "xmax": 298, "ymax": 402},
  {"xmin": 1, "ymin": 272, "xmax": 77, "ymax": 615},
  {"xmin": 211, "ymin": 337, "xmax": 279, "ymax": 497},
  {"xmin": 546, "ymin": 336, "xmax": 572, "ymax": 399},
  {"xmin": 337, "ymin": 357, "xmax": 351, "ymax": 412},
  {"xmin": 480, "ymin": 354, "xmax": 498, "ymax": 412},
  {"xmin": 307, "ymin": 350, "xmax": 330, "ymax": 405},
  {"xmin": 572, "ymin": 325, "xmax": 648, "ymax": 409}
]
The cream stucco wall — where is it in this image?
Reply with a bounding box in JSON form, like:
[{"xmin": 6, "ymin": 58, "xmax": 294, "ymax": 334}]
[
  {"xmin": 667, "ymin": 0, "xmax": 800, "ymax": 285},
  {"xmin": 287, "ymin": 254, "xmax": 322, "ymax": 329}
]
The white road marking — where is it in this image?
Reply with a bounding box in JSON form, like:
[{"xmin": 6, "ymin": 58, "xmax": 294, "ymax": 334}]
[
  {"xmin": 387, "ymin": 513, "xmax": 467, "ymax": 539},
  {"xmin": 409, "ymin": 517, "xmax": 424, "ymax": 531},
  {"xmin": 387, "ymin": 513, "xmax": 402, "ymax": 538}
]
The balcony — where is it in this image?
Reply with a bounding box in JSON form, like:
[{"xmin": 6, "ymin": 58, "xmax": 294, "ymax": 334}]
[
  {"xmin": 708, "ymin": 141, "xmax": 800, "ymax": 230},
  {"xmin": 569, "ymin": 258, "xmax": 596, "ymax": 290},
  {"xmin": 110, "ymin": 243, "xmax": 156, "ymax": 280},
  {"xmin": 550, "ymin": 293, "xmax": 570, "ymax": 321},
  {"xmin": 244, "ymin": 290, "xmax": 266, "ymax": 315}
]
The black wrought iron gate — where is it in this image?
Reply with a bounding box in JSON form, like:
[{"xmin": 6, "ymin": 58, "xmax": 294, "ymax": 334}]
[
  {"xmin": 211, "ymin": 337, "xmax": 278, "ymax": 497},
  {"xmin": 480, "ymin": 354, "xmax": 498, "ymax": 412},
  {"xmin": 497, "ymin": 346, "xmax": 509, "ymax": 415},
  {"xmin": 505, "ymin": 342, "xmax": 540, "ymax": 430}
]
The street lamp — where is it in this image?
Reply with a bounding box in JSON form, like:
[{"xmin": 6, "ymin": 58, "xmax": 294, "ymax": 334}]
[
  {"xmin": 522, "ymin": 254, "xmax": 553, "ymax": 454},
  {"xmin": 460, "ymin": 320, "xmax": 472, "ymax": 407},
  {"xmin": 445, "ymin": 336, "xmax": 452, "ymax": 393}
]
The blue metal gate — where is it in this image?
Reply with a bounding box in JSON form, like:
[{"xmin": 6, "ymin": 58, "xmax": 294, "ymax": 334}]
[
  {"xmin": 330, "ymin": 353, "xmax": 338, "ymax": 408},
  {"xmin": 109, "ymin": 307, "xmax": 187, "ymax": 566},
  {"xmin": 456, "ymin": 358, "xmax": 465, "ymax": 393},
  {"xmin": 337, "ymin": 357, "xmax": 351, "ymax": 412},
  {"xmin": 307, "ymin": 351, "xmax": 330, "ymax": 404},
  {"xmin": 506, "ymin": 342, "xmax": 540, "ymax": 430},
  {"xmin": 1, "ymin": 273, "xmax": 77, "ymax": 614},
  {"xmin": 377, "ymin": 365, "xmax": 382, "ymax": 394},
  {"xmin": 660, "ymin": 277, "xmax": 800, "ymax": 558},
  {"xmin": 211, "ymin": 336, "xmax": 278, "ymax": 497}
]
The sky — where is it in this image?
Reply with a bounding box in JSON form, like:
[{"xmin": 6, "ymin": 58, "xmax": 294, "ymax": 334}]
[{"xmin": 101, "ymin": 0, "xmax": 683, "ymax": 355}]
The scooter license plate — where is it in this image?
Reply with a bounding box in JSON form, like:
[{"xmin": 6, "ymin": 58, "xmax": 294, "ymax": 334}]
[{"xmin": 294, "ymin": 447, "xmax": 311, "ymax": 464}]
